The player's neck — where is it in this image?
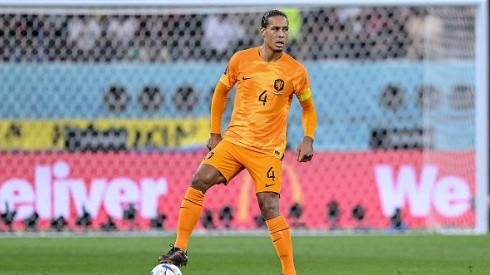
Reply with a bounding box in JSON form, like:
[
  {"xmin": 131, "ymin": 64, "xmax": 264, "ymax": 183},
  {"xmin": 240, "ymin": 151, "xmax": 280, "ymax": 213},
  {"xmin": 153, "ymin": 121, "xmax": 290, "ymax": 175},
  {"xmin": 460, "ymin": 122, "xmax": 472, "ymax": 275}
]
[{"xmin": 258, "ymin": 45, "xmax": 283, "ymax": 62}]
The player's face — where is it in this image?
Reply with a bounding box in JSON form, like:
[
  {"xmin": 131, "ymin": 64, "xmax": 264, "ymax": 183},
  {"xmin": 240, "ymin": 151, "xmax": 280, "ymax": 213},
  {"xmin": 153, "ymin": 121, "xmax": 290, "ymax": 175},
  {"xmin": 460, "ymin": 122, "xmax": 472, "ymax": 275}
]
[{"xmin": 261, "ymin": 16, "xmax": 289, "ymax": 52}]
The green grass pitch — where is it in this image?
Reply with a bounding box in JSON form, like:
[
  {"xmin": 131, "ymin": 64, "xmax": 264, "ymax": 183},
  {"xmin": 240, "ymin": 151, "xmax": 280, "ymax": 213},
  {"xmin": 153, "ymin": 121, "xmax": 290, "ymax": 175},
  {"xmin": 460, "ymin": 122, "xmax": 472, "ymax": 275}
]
[{"xmin": 0, "ymin": 234, "xmax": 489, "ymax": 274}]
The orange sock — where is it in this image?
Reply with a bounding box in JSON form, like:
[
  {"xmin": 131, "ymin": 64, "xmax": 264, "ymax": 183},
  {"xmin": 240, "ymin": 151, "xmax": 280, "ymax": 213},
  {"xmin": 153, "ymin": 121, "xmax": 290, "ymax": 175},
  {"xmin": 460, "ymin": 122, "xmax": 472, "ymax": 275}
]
[
  {"xmin": 266, "ymin": 216, "xmax": 296, "ymax": 275},
  {"xmin": 174, "ymin": 187, "xmax": 204, "ymax": 251}
]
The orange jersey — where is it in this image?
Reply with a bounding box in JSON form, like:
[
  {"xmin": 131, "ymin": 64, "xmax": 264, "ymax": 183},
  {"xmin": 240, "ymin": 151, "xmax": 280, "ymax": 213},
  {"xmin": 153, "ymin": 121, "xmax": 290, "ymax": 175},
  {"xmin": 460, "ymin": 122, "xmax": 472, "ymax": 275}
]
[{"xmin": 219, "ymin": 47, "xmax": 312, "ymax": 158}]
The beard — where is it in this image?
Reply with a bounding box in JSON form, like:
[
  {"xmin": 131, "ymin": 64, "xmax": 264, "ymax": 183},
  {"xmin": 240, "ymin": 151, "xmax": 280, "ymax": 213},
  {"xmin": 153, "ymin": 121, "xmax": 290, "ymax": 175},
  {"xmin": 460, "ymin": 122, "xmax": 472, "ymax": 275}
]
[{"xmin": 272, "ymin": 41, "xmax": 285, "ymax": 52}]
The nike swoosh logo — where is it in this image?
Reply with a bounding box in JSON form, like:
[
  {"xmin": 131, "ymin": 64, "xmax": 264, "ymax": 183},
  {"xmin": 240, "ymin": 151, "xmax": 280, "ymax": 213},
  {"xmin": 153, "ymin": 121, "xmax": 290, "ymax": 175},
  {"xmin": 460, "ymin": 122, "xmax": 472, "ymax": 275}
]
[
  {"xmin": 272, "ymin": 237, "xmax": 282, "ymax": 242},
  {"xmin": 242, "ymin": 77, "xmax": 252, "ymax": 80},
  {"xmin": 265, "ymin": 183, "xmax": 275, "ymax": 187}
]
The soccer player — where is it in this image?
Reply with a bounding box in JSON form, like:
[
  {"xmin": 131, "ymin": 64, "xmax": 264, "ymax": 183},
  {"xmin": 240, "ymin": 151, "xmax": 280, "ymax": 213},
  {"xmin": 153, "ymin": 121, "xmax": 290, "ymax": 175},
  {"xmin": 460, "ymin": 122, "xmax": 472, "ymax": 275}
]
[{"xmin": 159, "ymin": 10, "xmax": 317, "ymax": 275}]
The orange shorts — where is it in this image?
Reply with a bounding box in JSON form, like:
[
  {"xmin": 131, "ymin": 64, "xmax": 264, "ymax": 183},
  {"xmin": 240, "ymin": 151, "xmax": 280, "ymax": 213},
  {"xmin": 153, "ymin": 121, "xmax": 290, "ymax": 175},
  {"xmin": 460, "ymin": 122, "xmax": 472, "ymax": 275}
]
[{"xmin": 201, "ymin": 139, "xmax": 282, "ymax": 194}]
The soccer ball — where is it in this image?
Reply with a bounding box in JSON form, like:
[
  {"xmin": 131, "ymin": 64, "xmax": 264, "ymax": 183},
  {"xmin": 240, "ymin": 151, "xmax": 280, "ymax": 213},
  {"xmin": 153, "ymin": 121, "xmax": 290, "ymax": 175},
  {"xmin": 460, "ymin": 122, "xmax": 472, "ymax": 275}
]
[{"xmin": 150, "ymin": 263, "xmax": 183, "ymax": 275}]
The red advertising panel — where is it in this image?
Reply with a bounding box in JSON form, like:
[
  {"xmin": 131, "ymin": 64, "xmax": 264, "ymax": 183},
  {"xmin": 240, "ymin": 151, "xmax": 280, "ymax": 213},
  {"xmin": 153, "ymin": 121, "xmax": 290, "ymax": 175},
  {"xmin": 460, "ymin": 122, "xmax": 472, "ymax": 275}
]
[{"xmin": 0, "ymin": 151, "xmax": 475, "ymax": 231}]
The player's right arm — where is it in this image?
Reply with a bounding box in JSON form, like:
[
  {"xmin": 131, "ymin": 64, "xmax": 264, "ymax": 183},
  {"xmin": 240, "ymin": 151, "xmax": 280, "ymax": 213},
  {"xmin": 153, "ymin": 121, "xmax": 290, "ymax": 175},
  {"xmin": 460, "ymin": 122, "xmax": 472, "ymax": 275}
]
[
  {"xmin": 207, "ymin": 54, "xmax": 239, "ymax": 150},
  {"xmin": 207, "ymin": 81, "xmax": 230, "ymax": 150}
]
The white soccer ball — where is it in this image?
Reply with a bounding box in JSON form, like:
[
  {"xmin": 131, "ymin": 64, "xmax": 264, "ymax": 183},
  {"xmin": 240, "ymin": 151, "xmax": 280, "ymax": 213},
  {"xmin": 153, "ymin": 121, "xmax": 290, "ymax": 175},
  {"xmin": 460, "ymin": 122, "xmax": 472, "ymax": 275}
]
[{"xmin": 150, "ymin": 263, "xmax": 183, "ymax": 275}]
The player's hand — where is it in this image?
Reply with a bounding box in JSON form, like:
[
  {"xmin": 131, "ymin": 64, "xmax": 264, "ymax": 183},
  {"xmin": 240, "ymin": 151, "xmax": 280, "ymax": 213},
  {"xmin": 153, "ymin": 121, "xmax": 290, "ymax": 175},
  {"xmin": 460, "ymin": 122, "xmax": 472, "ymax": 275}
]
[
  {"xmin": 296, "ymin": 136, "xmax": 314, "ymax": 162},
  {"xmin": 207, "ymin": 133, "xmax": 222, "ymax": 151}
]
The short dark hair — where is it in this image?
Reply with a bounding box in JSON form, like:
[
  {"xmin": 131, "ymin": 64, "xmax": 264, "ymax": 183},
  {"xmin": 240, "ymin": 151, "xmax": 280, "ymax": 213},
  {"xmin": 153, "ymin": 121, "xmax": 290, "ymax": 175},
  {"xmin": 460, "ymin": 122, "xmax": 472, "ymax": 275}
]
[{"xmin": 261, "ymin": 10, "xmax": 288, "ymax": 28}]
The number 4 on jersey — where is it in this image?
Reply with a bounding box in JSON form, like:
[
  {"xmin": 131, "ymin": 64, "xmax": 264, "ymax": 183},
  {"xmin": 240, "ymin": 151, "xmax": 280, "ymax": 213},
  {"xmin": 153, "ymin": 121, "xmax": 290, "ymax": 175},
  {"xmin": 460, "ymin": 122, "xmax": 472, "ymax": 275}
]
[{"xmin": 258, "ymin": 90, "xmax": 267, "ymax": 105}]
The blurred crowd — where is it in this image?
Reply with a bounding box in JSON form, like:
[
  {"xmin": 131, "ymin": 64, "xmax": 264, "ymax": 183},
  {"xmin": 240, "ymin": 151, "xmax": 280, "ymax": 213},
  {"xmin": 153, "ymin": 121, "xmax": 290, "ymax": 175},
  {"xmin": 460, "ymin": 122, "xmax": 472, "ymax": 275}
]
[{"xmin": 0, "ymin": 6, "xmax": 474, "ymax": 63}]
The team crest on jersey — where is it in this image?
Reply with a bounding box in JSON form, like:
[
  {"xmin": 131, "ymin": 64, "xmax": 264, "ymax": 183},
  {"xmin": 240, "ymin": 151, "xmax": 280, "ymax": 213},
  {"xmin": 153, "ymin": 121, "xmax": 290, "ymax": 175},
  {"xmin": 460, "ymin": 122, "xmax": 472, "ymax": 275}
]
[{"xmin": 273, "ymin": 79, "xmax": 284, "ymax": 95}]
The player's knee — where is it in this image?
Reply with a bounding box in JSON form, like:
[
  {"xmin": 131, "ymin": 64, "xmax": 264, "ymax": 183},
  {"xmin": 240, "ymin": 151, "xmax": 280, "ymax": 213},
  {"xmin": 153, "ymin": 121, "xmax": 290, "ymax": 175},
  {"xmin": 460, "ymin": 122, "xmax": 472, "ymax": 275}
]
[
  {"xmin": 190, "ymin": 171, "xmax": 223, "ymax": 193},
  {"xmin": 190, "ymin": 164, "xmax": 226, "ymax": 193},
  {"xmin": 190, "ymin": 174, "xmax": 212, "ymax": 193},
  {"xmin": 257, "ymin": 193, "xmax": 280, "ymax": 220},
  {"xmin": 260, "ymin": 206, "xmax": 280, "ymax": 220}
]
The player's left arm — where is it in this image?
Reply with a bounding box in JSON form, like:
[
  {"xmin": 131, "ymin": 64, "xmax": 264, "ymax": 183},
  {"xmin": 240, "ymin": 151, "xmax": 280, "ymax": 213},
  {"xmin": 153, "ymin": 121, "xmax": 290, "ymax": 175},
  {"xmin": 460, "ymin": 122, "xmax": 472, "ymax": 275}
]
[{"xmin": 296, "ymin": 89, "xmax": 317, "ymax": 162}]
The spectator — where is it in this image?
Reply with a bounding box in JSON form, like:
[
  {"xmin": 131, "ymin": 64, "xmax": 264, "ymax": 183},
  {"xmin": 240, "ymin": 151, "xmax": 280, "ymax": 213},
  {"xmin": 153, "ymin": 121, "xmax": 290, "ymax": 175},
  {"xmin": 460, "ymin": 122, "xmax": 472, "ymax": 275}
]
[
  {"xmin": 68, "ymin": 15, "xmax": 102, "ymax": 54},
  {"xmin": 203, "ymin": 13, "xmax": 245, "ymax": 60},
  {"xmin": 406, "ymin": 10, "xmax": 443, "ymax": 60},
  {"xmin": 337, "ymin": 7, "xmax": 363, "ymax": 33},
  {"xmin": 107, "ymin": 15, "xmax": 137, "ymax": 47},
  {"xmin": 132, "ymin": 15, "xmax": 171, "ymax": 62}
]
